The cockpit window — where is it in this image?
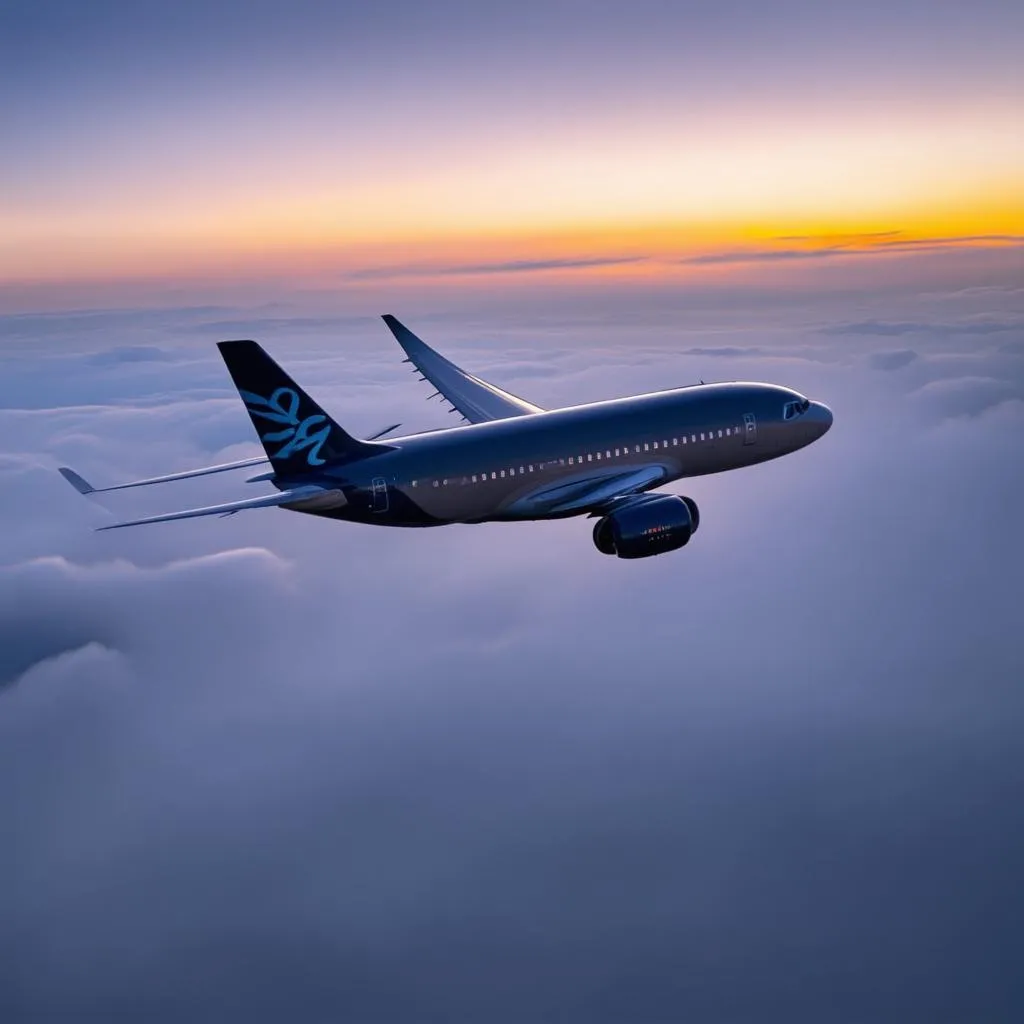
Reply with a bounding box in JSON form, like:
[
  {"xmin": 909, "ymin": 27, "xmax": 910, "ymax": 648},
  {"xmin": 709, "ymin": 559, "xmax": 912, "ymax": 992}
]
[{"xmin": 783, "ymin": 398, "xmax": 811, "ymax": 420}]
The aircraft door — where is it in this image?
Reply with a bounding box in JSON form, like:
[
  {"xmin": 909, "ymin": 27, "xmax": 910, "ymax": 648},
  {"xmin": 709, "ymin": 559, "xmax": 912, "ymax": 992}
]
[
  {"xmin": 371, "ymin": 476, "xmax": 389, "ymax": 513},
  {"xmin": 743, "ymin": 412, "xmax": 757, "ymax": 445}
]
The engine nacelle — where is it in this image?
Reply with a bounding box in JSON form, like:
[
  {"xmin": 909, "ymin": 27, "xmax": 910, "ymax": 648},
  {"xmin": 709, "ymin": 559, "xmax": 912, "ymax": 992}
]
[
  {"xmin": 592, "ymin": 495, "xmax": 698, "ymax": 559},
  {"xmin": 680, "ymin": 495, "xmax": 699, "ymax": 534}
]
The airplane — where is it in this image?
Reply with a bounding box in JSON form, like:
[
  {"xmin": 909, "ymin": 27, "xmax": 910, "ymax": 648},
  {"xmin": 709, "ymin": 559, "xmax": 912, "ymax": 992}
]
[{"xmin": 59, "ymin": 315, "xmax": 833, "ymax": 559}]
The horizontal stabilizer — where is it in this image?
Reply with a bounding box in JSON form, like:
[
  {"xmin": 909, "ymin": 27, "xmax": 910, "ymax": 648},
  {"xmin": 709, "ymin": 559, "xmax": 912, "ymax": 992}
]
[
  {"xmin": 57, "ymin": 422, "xmax": 398, "ymax": 497},
  {"xmin": 95, "ymin": 485, "xmax": 327, "ymax": 531},
  {"xmin": 59, "ymin": 457, "xmax": 267, "ymax": 494},
  {"xmin": 365, "ymin": 422, "xmax": 403, "ymax": 441}
]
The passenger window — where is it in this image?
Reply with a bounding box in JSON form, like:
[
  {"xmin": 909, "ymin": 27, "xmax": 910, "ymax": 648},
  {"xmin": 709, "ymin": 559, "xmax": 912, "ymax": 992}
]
[
  {"xmin": 672, "ymin": 438, "xmax": 677, "ymax": 446},
  {"xmin": 691, "ymin": 434, "xmax": 696, "ymax": 443},
  {"xmin": 500, "ymin": 469, "xmax": 505, "ymax": 478},
  {"xmin": 700, "ymin": 432, "xmax": 705, "ymax": 441},
  {"xmin": 509, "ymin": 468, "xmax": 515, "ymax": 476},
  {"xmin": 529, "ymin": 465, "xmax": 534, "ymax": 472},
  {"xmin": 491, "ymin": 472, "xmax": 497, "ymax": 480},
  {"xmin": 652, "ymin": 441, "xmax": 658, "ymax": 449},
  {"xmin": 605, "ymin": 450, "xmax": 611, "ymax": 459},
  {"xmin": 520, "ymin": 466, "xmax": 525, "ymax": 474},
  {"xmin": 569, "ymin": 457, "xmax": 574, "ymax": 465},
  {"xmin": 471, "ymin": 475, "xmax": 477, "ymax": 483},
  {"xmin": 587, "ymin": 454, "xmax": 593, "ymax": 462},
  {"xmin": 596, "ymin": 452, "xmax": 601, "ymax": 460},
  {"xmin": 644, "ymin": 443, "xmax": 649, "ymax": 451},
  {"xmin": 433, "ymin": 480, "xmax": 439, "ymax": 487},
  {"xmin": 718, "ymin": 429, "xmax": 723, "ymax": 438},
  {"xmin": 614, "ymin": 448, "xmax": 620, "ymax": 457}
]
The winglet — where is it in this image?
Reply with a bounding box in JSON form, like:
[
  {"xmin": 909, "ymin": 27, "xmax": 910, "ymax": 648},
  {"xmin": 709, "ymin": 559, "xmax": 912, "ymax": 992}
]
[
  {"xmin": 381, "ymin": 314, "xmax": 425, "ymax": 356},
  {"xmin": 59, "ymin": 467, "xmax": 95, "ymax": 495}
]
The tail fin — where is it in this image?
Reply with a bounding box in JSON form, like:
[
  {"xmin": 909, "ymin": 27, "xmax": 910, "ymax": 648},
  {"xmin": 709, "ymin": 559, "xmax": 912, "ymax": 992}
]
[{"xmin": 217, "ymin": 340, "xmax": 385, "ymax": 474}]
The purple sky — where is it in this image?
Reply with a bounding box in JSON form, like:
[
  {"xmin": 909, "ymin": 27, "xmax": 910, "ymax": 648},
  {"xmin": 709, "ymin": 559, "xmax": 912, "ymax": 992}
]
[{"xmin": 4, "ymin": 0, "xmax": 1021, "ymax": 293}]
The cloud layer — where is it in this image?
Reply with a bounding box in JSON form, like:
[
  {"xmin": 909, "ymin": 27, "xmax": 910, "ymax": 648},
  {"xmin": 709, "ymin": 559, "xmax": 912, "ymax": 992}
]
[{"xmin": 1, "ymin": 281, "xmax": 1023, "ymax": 1020}]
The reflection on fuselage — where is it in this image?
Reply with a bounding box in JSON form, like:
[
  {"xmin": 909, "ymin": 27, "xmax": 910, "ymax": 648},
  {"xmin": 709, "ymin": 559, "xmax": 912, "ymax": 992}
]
[
  {"xmin": 287, "ymin": 382, "xmax": 832, "ymax": 528},
  {"xmin": 410, "ymin": 419, "xmax": 745, "ymax": 492}
]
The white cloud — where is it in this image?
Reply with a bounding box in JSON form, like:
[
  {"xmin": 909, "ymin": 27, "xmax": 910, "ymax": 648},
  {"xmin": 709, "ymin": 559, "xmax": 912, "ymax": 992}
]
[
  {"xmin": 912, "ymin": 375, "xmax": 1020, "ymax": 418},
  {"xmin": 1, "ymin": 285, "xmax": 1022, "ymax": 1018}
]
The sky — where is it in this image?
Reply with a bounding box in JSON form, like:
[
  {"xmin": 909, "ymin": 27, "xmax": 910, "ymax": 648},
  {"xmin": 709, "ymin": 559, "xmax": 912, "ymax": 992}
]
[
  {"xmin": 2, "ymin": 0, "xmax": 1022, "ymax": 300},
  {"xmin": 2, "ymin": 1, "xmax": 1024, "ymax": 1020}
]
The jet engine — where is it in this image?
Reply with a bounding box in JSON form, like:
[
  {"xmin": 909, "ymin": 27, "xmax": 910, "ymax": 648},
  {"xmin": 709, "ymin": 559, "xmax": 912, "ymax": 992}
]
[{"xmin": 592, "ymin": 494, "xmax": 699, "ymax": 559}]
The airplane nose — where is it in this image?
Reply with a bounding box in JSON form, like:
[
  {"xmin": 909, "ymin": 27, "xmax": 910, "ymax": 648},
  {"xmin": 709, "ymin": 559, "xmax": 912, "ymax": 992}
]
[{"xmin": 808, "ymin": 401, "xmax": 833, "ymax": 436}]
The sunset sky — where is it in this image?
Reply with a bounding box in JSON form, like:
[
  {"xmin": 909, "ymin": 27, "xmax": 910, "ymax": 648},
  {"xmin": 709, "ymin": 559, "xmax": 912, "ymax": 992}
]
[{"xmin": 3, "ymin": 0, "xmax": 1022, "ymax": 303}]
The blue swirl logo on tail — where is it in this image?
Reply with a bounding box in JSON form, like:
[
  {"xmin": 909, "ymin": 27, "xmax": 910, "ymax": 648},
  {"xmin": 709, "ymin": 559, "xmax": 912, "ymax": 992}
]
[{"xmin": 240, "ymin": 387, "xmax": 332, "ymax": 467}]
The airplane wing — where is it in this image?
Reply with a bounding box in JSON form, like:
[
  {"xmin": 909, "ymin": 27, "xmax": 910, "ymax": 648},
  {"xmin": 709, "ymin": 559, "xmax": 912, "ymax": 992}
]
[
  {"xmin": 92, "ymin": 485, "xmax": 334, "ymax": 531},
  {"xmin": 382, "ymin": 315, "xmax": 544, "ymax": 424},
  {"xmin": 502, "ymin": 465, "xmax": 667, "ymax": 517}
]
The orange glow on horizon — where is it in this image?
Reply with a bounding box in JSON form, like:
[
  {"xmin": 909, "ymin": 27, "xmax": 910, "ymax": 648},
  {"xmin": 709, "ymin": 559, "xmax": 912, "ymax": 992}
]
[
  {"xmin": 6, "ymin": 90, "xmax": 1023, "ymax": 286},
  {"xmin": 4, "ymin": 153, "xmax": 1021, "ymax": 286},
  {"xmin": 4, "ymin": 210, "xmax": 1021, "ymax": 288}
]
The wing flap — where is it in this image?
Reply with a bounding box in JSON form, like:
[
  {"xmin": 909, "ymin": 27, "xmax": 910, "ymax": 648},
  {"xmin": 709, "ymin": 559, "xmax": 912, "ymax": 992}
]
[
  {"xmin": 382, "ymin": 315, "xmax": 543, "ymax": 423},
  {"xmin": 502, "ymin": 465, "xmax": 667, "ymax": 517},
  {"xmin": 95, "ymin": 485, "xmax": 331, "ymax": 531}
]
